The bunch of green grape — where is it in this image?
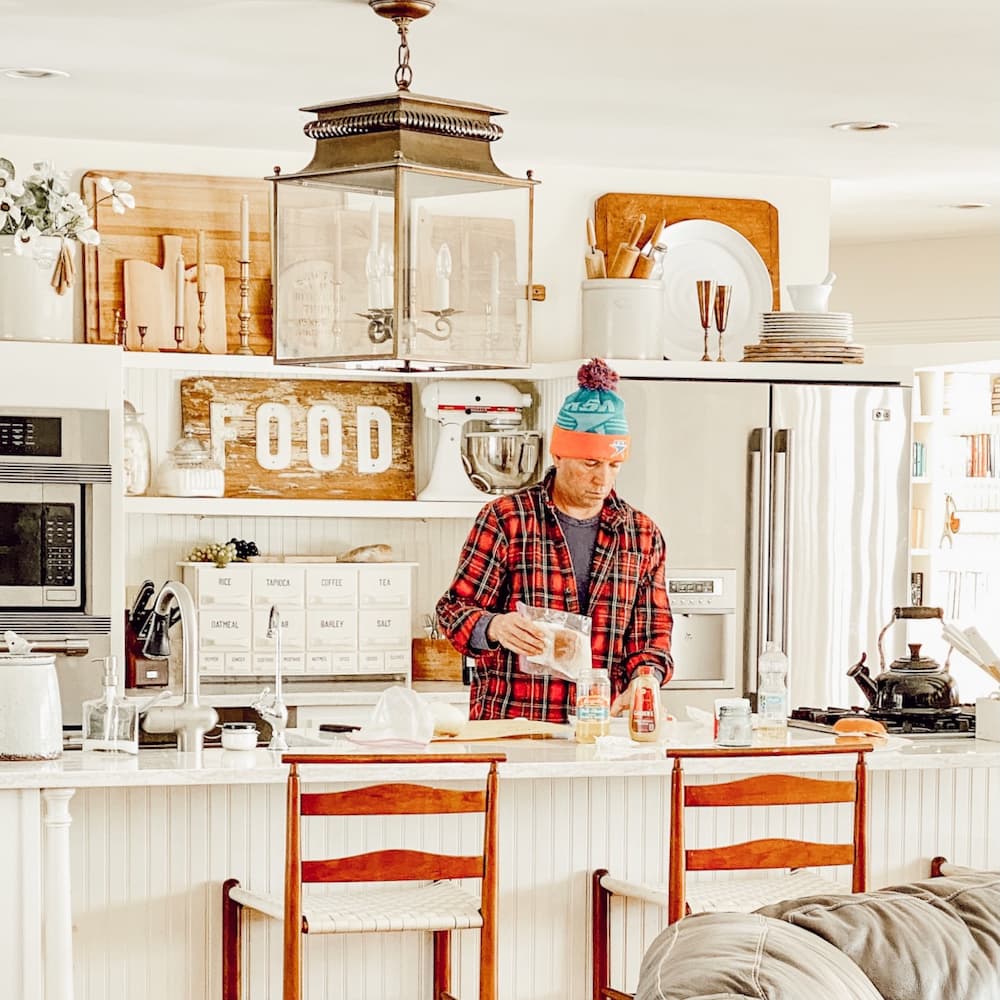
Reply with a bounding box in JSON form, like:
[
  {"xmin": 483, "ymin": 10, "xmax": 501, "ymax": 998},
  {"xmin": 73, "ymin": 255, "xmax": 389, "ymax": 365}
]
[{"xmin": 186, "ymin": 541, "xmax": 238, "ymax": 567}]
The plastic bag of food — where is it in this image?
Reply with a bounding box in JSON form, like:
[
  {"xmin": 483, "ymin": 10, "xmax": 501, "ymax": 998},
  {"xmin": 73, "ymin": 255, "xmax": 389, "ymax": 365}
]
[{"xmin": 516, "ymin": 602, "xmax": 593, "ymax": 681}]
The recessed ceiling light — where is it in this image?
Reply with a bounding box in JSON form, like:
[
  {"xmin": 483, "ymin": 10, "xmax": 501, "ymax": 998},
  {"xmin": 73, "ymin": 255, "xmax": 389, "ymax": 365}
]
[
  {"xmin": 1, "ymin": 67, "xmax": 70, "ymax": 80},
  {"xmin": 948, "ymin": 202, "xmax": 991, "ymax": 210},
  {"xmin": 829, "ymin": 120, "xmax": 898, "ymax": 132}
]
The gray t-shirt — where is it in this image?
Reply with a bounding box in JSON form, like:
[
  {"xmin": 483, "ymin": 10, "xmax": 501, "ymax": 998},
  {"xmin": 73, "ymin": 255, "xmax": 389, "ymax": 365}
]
[{"xmin": 469, "ymin": 509, "xmax": 601, "ymax": 651}]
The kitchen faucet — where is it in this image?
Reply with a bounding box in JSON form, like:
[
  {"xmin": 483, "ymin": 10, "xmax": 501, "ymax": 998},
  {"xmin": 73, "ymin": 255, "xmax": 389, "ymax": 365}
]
[
  {"xmin": 252, "ymin": 605, "xmax": 289, "ymax": 751},
  {"xmin": 141, "ymin": 580, "xmax": 218, "ymax": 760}
]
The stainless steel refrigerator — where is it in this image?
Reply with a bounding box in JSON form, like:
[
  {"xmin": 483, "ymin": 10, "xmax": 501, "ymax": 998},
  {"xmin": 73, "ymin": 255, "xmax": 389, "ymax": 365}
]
[{"xmin": 615, "ymin": 377, "xmax": 911, "ymax": 713}]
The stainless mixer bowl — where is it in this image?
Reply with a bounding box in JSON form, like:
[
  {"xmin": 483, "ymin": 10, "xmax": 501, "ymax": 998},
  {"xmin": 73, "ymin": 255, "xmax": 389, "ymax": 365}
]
[{"xmin": 463, "ymin": 431, "xmax": 542, "ymax": 493}]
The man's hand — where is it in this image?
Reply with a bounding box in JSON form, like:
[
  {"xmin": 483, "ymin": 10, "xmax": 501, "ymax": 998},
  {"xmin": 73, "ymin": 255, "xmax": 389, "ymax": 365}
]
[
  {"xmin": 486, "ymin": 612, "xmax": 546, "ymax": 657},
  {"xmin": 610, "ymin": 680, "xmax": 635, "ymax": 717}
]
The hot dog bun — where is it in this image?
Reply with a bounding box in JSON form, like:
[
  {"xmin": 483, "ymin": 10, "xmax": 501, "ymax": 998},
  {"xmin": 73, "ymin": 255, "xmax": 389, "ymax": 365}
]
[{"xmin": 832, "ymin": 717, "xmax": 888, "ymax": 747}]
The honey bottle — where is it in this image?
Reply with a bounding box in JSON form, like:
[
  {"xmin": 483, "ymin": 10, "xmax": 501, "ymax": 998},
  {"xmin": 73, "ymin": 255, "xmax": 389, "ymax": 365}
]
[{"xmin": 628, "ymin": 665, "xmax": 662, "ymax": 742}]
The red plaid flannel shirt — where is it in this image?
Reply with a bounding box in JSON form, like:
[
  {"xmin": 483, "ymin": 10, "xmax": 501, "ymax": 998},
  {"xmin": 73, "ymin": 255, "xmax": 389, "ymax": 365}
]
[{"xmin": 436, "ymin": 470, "xmax": 673, "ymax": 722}]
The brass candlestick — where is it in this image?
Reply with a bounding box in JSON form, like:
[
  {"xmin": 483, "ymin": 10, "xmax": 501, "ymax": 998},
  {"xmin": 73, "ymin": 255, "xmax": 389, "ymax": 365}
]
[
  {"xmin": 234, "ymin": 260, "xmax": 254, "ymax": 355},
  {"xmin": 194, "ymin": 290, "xmax": 210, "ymax": 354},
  {"xmin": 113, "ymin": 308, "xmax": 128, "ymax": 350},
  {"xmin": 714, "ymin": 284, "xmax": 732, "ymax": 362},
  {"xmin": 696, "ymin": 280, "xmax": 715, "ymax": 362},
  {"xmin": 173, "ymin": 324, "xmax": 185, "ymax": 351},
  {"xmin": 137, "ymin": 325, "xmax": 148, "ymax": 351}
]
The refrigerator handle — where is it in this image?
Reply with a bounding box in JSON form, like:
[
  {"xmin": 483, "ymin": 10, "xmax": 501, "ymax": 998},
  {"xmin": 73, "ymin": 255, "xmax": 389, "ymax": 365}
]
[
  {"xmin": 746, "ymin": 427, "xmax": 771, "ymax": 692},
  {"xmin": 774, "ymin": 428, "xmax": 793, "ymax": 656}
]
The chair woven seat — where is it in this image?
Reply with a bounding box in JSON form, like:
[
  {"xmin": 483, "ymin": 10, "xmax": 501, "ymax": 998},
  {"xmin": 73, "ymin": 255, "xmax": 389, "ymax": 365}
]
[{"xmin": 230, "ymin": 880, "xmax": 484, "ymax": 934}]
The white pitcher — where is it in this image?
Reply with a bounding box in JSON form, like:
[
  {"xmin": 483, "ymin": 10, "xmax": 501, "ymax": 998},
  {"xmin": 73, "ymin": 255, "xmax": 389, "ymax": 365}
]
[{"xmin": 0, "ymin": 648, "xmax": 63, "ymax": 760}]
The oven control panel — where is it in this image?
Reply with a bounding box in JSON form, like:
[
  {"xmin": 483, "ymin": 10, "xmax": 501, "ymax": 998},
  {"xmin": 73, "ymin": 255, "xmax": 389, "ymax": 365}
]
[
  {"xmin": 0, "ymin": 415, "xmax": 62, "ymax": 457},
  {"xmin": 43, "ymin": 504, "xmax": 76, "ymax": 587}
]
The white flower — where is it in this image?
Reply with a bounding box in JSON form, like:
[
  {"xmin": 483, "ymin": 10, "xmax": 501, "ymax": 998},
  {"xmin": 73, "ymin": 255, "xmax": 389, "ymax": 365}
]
[
  {"xmin": 76, "ymin": 227, "xmax": 100, "ymax": 246},
  {"xmin": 0, "ymin": 198, "xmax": 21, "ymax": 231},
  {"xmin": 12, "ymin": 227, "xmax": 36, "ymax": 253},
  {"xmin": 98, "ymin": 176, "xmax": 135, "ymax": 214},
  {"xmin": 0, "ymin": 168, "xmax": 23, "ymax": 198}
]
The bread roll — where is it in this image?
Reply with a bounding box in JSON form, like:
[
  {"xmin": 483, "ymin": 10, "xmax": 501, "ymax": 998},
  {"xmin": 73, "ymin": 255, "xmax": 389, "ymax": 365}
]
[
  {"xmin": 340, "ymin": 543, "xmax": 395, "ymax": 563},
  {"xmin": 833, "ymin": 717, "xmax": 888, "ymax": 747}
]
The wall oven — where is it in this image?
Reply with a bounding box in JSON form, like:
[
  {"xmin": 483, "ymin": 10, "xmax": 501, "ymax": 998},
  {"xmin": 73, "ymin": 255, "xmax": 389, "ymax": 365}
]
[{"xmin": 0, "ymin": 408, "xmax": 112, "ymax": 635}]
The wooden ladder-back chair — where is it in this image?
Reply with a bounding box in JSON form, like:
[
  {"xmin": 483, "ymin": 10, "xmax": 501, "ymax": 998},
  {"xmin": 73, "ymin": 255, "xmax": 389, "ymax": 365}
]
[
  {"xmin": 223, "ymin": 752, "xmax": 504, "ymax": 1000},
  {"xmin": 592, "ymin": 743, "xmax": 872, "ymax": 1000}
]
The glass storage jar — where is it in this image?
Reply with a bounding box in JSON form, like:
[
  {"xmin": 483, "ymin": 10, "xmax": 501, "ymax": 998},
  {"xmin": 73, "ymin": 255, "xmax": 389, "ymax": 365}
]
[
  {"xmin": 122, "ymin": 401, "xmax": 152, "ymax": 496},
  {"xmin": 717, "ymin": 701, "xmax": 753, "ymax": 747},
  {"xmin": 575, "ymin": 667, "xmax": 611, "ymax": 744},
  {"xmin": 157, "ymin": 427, "xmax": 225, "ymax": 498}
]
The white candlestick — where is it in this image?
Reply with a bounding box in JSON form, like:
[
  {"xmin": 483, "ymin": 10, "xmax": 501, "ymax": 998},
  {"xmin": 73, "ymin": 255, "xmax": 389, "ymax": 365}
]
[
  {"xmin": 489, "ymin": 250, "xmax": 501, "ymax": 318},
  {"xmin": 369, "ymin": 201, "xmax": 379, "ymax": 257},
  {"xmin": 196, "ymin": 230, "xmax": 206, "ymax": 294},
  {"xmin": 239, "ymin": 195, "xmax": 250, "ymax": 262},
  {"xmin": 380, "ymin": 244, "xmax": 394, "ymax": 312},
  {"xmin": 174, "ymin": 253, "xmax": 185, "ymax": 328},
  {"xmin": 333, "ymin": 211, "xmax": 342, "ymax": 278},
  {"xmin": 435, "ymin": 242, "xmax": 452, "ymax": 312},
  {"xmin": 366, "ymin": 248, "xmax": 381, "ymax": 310}
]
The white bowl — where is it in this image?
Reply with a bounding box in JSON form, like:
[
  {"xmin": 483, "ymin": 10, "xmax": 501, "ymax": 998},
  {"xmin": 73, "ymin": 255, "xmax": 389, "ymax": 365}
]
[{"xmin": 785, "ymin": 284, "xmax": 833, "ymax": 313}]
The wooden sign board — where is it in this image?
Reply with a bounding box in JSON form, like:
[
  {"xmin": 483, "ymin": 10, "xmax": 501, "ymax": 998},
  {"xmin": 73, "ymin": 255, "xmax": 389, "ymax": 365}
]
[
  {"xmin": 82, "ymin": 170, "xmax": 273, "ymax": 354},
  {"xmin": 179, "ymin": 377, "xmax": 415, "ymax": 500}
]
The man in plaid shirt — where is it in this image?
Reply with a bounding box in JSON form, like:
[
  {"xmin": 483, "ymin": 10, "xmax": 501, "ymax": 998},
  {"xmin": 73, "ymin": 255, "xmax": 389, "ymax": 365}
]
[{"xmin": 436, "ymin": 360, "xmax": 673, "ymax": 723}]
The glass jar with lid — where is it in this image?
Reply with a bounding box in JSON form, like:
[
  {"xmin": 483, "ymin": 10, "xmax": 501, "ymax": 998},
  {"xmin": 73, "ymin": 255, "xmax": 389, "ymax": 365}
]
[
  {"xmin": 717, "ymin": 700, "xmax": 752, "ymax": 747},
  {"xmin": 575, "ymin": 667, "xmax": 611, "ymax": 744},
  {"xmin": 122, "ymin": 400, "xmax": 152, "ymax": 496},
  {"xmin": 157, "ymin": 426, "xmax": 225, "ymax": 498}
]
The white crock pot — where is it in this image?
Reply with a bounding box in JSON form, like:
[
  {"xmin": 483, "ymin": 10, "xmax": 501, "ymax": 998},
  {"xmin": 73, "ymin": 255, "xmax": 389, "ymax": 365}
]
[{"xmin": 0, "ymin": 650, "xmax": 64, "ymax": 760}]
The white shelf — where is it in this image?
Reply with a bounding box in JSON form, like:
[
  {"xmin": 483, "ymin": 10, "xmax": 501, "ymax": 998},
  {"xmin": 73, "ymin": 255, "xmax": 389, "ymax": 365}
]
[{"xmin": 123, "ymin": 496, "xmax": 487, "ymax": 519}]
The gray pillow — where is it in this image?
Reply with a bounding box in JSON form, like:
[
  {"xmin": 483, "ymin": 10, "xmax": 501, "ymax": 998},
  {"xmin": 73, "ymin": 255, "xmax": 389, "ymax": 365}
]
[
  {"xmin": 635, "ymin": 911, "xmax": 883, "ymax": 1000},
  {"xmin": 758, "ymin": 873, "xmax": 1000, "ymax": 1000}
]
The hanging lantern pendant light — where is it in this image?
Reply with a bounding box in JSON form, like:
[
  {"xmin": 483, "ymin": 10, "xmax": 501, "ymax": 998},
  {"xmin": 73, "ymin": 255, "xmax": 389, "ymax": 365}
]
[{"xmin": 369, "ymin": 0, "xmax": 435, "ymax": 92}]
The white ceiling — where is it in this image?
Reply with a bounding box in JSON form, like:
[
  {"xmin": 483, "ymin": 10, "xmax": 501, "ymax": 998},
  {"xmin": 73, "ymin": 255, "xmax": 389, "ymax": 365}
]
[{"xmin": 3, "ymin": 0, "xmax": 999, "ymax": 244}]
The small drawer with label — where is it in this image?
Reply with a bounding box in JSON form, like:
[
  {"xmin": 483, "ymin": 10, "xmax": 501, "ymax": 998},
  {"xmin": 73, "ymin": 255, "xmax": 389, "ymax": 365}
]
[
  {"xmin": 358, "ymin": 565, "xmax": 412, "ymax": 608},
  {"xmin": 253, "ymin": 651, "xmax": 306, "ymax": 675},
  {"xmin": 252, "ymin": 608, "xmax": 305, "ymax": 650},
  {"xmin": 307, "ymin": 610, "xmax": 358, "ymax": 650},
  {"xmin": 385, "ymin": 649, "xmax": 411, "ymax": 673},
  {"xmin": 198, "ymin": 611, "xmax": 251, "ymax": 651},
  {"xmin": 306, "ymin": 652, "xmax": 332, "ymax": 674},
  {"xmin": 358, "ymin": 609, "xmax": 410, "ymax": 649},
  {"xmin": 199, "ymin": 651, "xmax": 225, "ymax": 675},
  {"xmin": 305, "ymin": 565, "xmax": 359, "ymax": 608},
  {"xmin": 330, "ymin": 651, "xmax": 359, "ymax": 674},
  {"xmin": 186, "ymin": 564, "xmax": 251, "ymax": 608},
  {"xmin": 225, "ymin": 652, "xmax": 253, "ymax": 675},
  {"xmin": 251, "ymin": 565, "xmax": 305, "ymax": 608},
  {"xmin": 357, "ymin": 650, "xmax": 385, "ymax": 673}
]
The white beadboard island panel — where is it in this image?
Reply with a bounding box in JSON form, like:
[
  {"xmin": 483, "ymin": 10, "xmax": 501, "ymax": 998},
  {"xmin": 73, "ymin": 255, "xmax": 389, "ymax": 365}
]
[{"xmin": 4, "ymin": 738, "xmax": 1000, "ymax": 1000}]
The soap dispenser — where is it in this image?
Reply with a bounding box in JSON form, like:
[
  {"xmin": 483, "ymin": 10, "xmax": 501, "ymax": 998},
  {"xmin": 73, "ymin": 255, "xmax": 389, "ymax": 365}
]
[{"xmin": 82, "ymin": 656, "xmax": 139, "ymax": 754}]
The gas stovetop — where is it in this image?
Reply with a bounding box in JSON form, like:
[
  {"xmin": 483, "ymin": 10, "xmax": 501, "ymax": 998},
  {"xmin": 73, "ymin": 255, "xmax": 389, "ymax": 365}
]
[{"xmin": 790, "ymin": 706, "xmax": 977, "ymax": 739}]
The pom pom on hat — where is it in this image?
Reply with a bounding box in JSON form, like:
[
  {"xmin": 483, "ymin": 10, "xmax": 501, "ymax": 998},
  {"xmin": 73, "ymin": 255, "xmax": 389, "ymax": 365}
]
[{"xmin": 550, "ymin": 358, "xmax": 630, "ymax": 461}]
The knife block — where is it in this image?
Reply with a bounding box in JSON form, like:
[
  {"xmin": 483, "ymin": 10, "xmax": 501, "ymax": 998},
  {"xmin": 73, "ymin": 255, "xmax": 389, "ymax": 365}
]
[
  {"xmin": 124, "ymin": 611, "xmax": 170, "ymax": 689},
  {"xmin": 411, "ymin": 638, "xmax": 463, "ymax": 682}
]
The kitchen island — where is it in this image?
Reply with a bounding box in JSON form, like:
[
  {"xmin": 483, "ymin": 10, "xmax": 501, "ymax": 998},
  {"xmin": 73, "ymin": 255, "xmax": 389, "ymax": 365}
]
[{"xmin": 3, "ymin": 730, "xmax": 999, "ymax": 1000}]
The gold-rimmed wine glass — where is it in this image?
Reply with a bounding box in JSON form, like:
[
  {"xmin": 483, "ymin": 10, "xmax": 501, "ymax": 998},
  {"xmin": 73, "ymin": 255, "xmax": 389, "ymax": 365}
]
[
  {"xmin": 696, "ymin": 279, "xmax": 714, "ymax": 362},
  {"xmin": 714, "ymin": 284, "xmax": 732, "ymax": 362}
]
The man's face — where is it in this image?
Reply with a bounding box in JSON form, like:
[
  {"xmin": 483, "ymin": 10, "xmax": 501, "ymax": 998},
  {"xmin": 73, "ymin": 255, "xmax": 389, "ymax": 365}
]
[{"xmin": 552, "ymin": 455, "xmax": 624, "ymax": 509}]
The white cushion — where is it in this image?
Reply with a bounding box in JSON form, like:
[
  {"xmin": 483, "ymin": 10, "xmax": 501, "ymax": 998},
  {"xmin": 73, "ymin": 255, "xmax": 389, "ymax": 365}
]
[
  {"xmin": 229, "ymin": 880, "xmax": 483, "ymax": 934},
  {"xmin": 599, "ymin": 868, "xmax": 850, "ymax": 915}
]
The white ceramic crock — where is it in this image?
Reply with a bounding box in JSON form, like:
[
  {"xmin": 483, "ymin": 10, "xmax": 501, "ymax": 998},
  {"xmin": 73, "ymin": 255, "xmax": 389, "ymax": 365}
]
[
  {"xmin": 0, "ymin": 650, "xmax": 64, "ymax": 760},
  {"xmin": 0, "ymin": 234, "xmax": 76, "ymax": 343}
]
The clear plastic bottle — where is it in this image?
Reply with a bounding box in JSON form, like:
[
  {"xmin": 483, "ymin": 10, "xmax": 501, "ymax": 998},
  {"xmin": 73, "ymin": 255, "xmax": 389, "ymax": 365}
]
[
  {"xmin": 575, "ymin": 667, "xmax": 611, "ymax": 744},
  {"xmin": 756, "ymin": 641, "xmax": 789, "ymax": 741},
  {"xmin": 628, "ymin": 665, "xmax": 662, "ymax": 742}
]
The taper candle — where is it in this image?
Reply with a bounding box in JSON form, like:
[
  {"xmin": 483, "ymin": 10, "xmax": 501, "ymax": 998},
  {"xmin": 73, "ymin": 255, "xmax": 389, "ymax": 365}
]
[
  {"xmin": 435, "ymin": 243, "xmax": 452, "ymax": 312},
  {"xmin": 174, "ymin": 254, "xmax": 185, "ymax": 328},
  {"xmin": 239, "ymin": 195, "xmax": 250, "ymax": 262},
  {"xmin": 489, "ymin": 250, "xmax": 501, "ymax": 318},
  {"xmin": 196, "ymin": 230, "xmax": 206, "ymax": 294}
]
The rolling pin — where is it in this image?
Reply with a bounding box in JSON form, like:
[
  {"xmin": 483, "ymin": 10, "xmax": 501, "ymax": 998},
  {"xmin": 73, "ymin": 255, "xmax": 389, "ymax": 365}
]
[
  {"xmin": 608, "ymin": 213, "xmax": 646, "ymax": 278},
  {"xmin": 632, "ymin": 218, "xmax": 666, "ymax": 279},
  {"xmin": 585, "ymin": 218, "xmax": 607, "ymax": 279}
]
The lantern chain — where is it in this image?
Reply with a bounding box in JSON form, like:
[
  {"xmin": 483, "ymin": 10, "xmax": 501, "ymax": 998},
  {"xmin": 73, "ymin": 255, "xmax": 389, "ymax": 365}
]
[{"xmin": 395, "ymin": 19, "xmax": 414, "ymax": 91}]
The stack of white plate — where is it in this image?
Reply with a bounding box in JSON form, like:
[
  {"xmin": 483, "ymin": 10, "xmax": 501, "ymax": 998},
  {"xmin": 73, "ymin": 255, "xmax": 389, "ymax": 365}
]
[{"xmin": 758, "ymin": 311, "xmax": 853, "ymax": 344}]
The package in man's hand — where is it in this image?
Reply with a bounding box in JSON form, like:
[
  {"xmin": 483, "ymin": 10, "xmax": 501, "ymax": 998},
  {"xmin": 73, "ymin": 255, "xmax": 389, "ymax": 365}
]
[{"xmin": 516, "ymin": 602, "xmax": 592, "ymax": 681}]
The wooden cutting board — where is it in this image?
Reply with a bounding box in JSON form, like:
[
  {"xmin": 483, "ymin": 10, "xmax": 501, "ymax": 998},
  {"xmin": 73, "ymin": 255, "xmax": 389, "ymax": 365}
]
[
  {"xmin": 82, "ymin": 169, "xmax": 272, "ymax": 354},
  {"xmin": 433, "ymin": 719, "xmax": 571, "ymax": 741},
  {"xmin": 594, "ymin": 193, "xmax": 780, "ymax": 309}
]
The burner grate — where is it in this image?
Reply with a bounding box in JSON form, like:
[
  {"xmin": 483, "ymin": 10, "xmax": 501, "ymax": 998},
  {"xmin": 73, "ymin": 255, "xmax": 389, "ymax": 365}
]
[{"xmin": 790, "ymin": 706, "xmax": 976, "ymax": 737}]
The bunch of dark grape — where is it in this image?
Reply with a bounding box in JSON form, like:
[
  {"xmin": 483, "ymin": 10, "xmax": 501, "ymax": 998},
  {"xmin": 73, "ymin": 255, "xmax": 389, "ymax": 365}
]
[{"xmin": 229, "ymin": 537, "xmax": 260, "ymax": 561}]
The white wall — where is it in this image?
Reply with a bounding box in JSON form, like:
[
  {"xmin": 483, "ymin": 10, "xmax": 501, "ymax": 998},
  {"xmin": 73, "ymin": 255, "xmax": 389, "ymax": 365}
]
[{"xmin": 1, "ymin": 132, "xmax": 831, "ymax": 363}]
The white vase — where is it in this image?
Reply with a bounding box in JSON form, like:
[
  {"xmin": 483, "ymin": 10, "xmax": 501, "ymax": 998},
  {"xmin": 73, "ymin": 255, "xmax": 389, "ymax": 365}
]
[{"xmin": 0, "ymin": 234, "xmax": 76, "ymax": 343}]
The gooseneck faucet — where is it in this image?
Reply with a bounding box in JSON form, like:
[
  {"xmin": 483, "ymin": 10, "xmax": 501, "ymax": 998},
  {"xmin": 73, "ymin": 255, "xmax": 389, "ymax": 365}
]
[
  {"xmin": 141, "ymin": 581, "xmax": 218, "ymax": 759},
  {"xmin": 252, "ymin": 605, "xmax": 289, "ymax": 751}
]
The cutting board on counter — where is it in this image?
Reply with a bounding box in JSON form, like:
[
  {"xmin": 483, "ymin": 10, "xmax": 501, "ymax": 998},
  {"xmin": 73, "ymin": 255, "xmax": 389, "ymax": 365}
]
[
  {"xmin": 433, "ymin": 719, "xmax": 572, "ymax": 741},
  {"xmin": 81, "ymin": 169, "xmax": 272, "ymax": 353},
  {"xmin": 594, "ymin": 193, "xmax": 780, "ymax": 309}
]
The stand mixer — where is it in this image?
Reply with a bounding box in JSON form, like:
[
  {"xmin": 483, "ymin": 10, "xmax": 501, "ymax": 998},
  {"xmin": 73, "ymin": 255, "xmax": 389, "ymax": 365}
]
[{"xmin": 418, "ymin": 381, "xmax": 542, "ymax": 501}]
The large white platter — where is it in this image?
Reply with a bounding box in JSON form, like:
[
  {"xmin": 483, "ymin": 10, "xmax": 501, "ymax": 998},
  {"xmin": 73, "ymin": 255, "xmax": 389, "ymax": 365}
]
[{"xmin": 658, "ymin": 220, "xmax": 773, "ymax": 361}]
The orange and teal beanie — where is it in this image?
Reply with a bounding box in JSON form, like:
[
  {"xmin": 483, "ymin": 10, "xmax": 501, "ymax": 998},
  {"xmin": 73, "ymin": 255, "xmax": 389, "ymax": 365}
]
[{"xmin": 550, "ymin": 359, "xmax": 630, "ymax": 461}]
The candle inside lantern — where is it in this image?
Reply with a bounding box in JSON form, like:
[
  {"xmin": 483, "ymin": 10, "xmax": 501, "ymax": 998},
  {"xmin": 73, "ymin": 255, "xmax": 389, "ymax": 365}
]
[
  {"xmin": 174, "ymin": 254, "xmax": 185, "ymax": 328},
  {"xmin": 380, "ymin": 244, "xmax": 394, "ymax": 312},
  {"xmin": 489, "ymin": 250, "xmax": 501, "ymax": 319},
  {"xmin": 369, "ymin": 201, "xmax": 379, "ymax": 256},
  {"xmin": 435, "ymin": 243, "xmax": 452, "ymax": 312},
  {"xmin": 366, "ymin": 248, "xmax": 381, "ymax": 310},
  {"xmin": 196, "ymin": 230, "xmax": 206, "ymax": 294},
  {"xmin": 239, "ymin": 195, "xmax": 250, "ymax": 262}
]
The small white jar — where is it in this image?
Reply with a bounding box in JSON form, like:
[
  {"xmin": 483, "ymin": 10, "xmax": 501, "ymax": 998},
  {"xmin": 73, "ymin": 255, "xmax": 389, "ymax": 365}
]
[
  {"xmin": 0, "ymin": 650, "xmax": 63, "ymax": 759},
  {"xmin": 221, "ymin": 722, "xmax": 259, "ymax": 751}
]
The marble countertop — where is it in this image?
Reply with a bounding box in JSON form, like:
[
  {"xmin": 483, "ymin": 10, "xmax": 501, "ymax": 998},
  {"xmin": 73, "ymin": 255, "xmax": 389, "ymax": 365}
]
[
  {"xmin": 188, "ymin": 680, "xmax": 470, "ymax": 709},
  {"xmin": 3, "ymin": 721, "xmax": 1000, "ymax": 790}
]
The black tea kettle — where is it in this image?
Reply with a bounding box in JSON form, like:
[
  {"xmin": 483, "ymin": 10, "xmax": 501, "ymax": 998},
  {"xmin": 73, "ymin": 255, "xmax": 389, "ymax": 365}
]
[{"xmin": 848, "ymin": 606, "xmax": 960, "ymax": 714}]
